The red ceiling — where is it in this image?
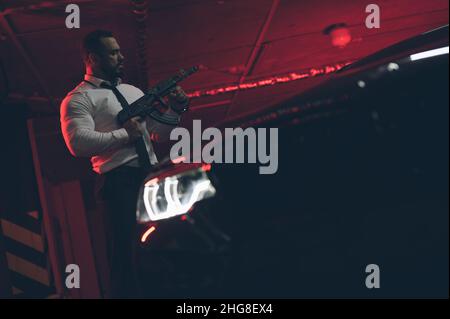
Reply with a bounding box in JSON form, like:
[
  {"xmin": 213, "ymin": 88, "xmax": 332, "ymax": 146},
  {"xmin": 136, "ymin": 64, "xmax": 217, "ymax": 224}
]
[{"xmin": 0, "ymin": 0, "xmax": 448, "ymax": 124}]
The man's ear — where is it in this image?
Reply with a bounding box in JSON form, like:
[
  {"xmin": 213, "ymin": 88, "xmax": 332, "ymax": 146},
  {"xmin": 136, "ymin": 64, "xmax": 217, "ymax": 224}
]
[{"xmin": 88, "ymin": 53, "xmax": 99, "ymax": 65}]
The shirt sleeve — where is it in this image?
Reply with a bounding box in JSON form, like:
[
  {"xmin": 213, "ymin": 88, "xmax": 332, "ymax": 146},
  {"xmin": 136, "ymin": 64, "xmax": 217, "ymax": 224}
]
[{"xmin": 60, "ymin": 92, "xmax": 130, "ymax": 157}]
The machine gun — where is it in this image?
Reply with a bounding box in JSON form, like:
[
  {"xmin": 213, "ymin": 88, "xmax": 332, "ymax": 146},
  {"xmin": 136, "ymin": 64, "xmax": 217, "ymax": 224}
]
[{"xmin": 117, "ymin": 66, "xmax": 199, "ymax": 126}]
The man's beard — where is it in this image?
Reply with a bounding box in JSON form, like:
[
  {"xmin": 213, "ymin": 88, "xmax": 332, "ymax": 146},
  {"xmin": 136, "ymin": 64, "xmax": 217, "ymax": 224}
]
[{"xmin": 101, "ymin": 63, "xmax": 124, "ymax": 80}]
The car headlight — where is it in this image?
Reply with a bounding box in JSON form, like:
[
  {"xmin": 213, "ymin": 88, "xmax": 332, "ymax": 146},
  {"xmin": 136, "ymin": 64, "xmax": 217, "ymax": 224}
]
[{"xmin": 137, "ymin": 164, "xmax": 216, "ymax": 222}]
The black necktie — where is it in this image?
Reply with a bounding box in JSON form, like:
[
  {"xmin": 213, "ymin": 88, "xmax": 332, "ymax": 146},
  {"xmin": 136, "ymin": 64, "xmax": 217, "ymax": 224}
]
[{"xmin": 100, "ymin": 82, "xmax": 151, "ymax": 171}]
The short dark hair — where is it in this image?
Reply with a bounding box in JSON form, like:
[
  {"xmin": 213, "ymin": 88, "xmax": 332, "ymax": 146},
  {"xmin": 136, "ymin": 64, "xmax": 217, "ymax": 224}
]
[{"xmin": 82, "ymin": 29, "xmax": 114, "ymax": 61}]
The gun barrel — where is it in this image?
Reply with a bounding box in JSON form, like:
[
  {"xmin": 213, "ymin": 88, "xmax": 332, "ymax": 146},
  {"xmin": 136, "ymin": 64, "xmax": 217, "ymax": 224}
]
[{"xmin": 152, "ymin": 65, "xmax": 199, "ymax": 95}]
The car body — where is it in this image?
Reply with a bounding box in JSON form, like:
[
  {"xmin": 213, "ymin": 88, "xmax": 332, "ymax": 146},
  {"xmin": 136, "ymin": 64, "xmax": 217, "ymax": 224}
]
[{"xmin": 135, "ymin": 25, "xmax": 449, "ymax": 298}]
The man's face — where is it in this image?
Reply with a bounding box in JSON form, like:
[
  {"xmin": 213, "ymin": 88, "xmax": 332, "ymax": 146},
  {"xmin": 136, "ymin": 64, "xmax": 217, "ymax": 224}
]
[{"xmin": 95, "ymin": 37, "xmax": 125, "ymax": 79}]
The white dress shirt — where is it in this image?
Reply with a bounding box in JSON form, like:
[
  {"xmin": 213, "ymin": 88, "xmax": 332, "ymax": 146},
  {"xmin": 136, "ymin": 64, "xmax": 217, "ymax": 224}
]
[{"xmin": 60, "ymin": 74, "xmax": 178, "ymax": 174}]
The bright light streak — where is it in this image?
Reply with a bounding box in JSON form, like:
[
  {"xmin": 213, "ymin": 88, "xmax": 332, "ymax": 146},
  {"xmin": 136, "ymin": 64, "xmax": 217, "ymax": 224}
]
[
  {"xmin": 410, "ymin": 46, "xmax": 449, "ymax": 61},
  {"xmin": 140, "ymin": 226, "xmax": 156, "ymax": 243}
]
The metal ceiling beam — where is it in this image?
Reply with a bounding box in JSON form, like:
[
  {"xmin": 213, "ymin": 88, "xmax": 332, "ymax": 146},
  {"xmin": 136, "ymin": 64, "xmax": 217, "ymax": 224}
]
[
  {"xmin": 226, "ymin": 0, "xmax": 280, "ymax": 117},
  {"xmin": 238, "ymin": 0, "xmax": 280, "ymax": 84},
  {"xmin": 0, "ymin": 0, "xmax": 96, "ymax": 17},
  {"xmin": 0, "ymin": 16, "xmax": 55, "ymax": 108}
]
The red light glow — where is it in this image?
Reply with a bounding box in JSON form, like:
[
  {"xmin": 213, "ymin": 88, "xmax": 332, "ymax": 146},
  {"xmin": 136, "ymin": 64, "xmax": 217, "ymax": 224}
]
[
  {"xmin": 141, "ymin": 226, "xmax": 156, "ymax": 243},
  {"xmin": 201, "ymin": 164, "xmax": 212, "ymax": 172},
  {"xmin": 187, "ymin": 62, "xmax": 351, "ymax": 99},
  {"xmin": 330, "ymin": 27, "xmax": 352, "ymax": 48}
]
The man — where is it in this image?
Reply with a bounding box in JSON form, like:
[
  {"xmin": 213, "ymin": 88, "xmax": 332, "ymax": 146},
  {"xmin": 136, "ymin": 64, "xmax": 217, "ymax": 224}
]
[{"xmin": 60, "ymin": 30, "xmax": 188, "ymax": 298}]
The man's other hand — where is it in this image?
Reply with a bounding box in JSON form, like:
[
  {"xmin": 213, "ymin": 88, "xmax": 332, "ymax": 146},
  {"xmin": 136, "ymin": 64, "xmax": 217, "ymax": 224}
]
[
  {"xmin": 123, "ymin": 116, "xmax": 144, "ymax": 143},
  {"xmin": 168, "ymin": 86, "xmax": 190, "ymax": 114}
]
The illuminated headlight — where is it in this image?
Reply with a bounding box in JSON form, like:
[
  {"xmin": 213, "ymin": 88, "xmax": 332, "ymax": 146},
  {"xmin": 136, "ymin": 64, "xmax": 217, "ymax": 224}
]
[{"xmin": 136, "ymin": 166, "xmax": 216, "ymax": 222}]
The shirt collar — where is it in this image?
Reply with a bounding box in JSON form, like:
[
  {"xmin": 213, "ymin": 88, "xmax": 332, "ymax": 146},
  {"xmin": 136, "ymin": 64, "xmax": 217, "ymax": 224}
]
[{"xmin": 84, "ymin": 74, "xmax": 122, "ymax": 87}]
